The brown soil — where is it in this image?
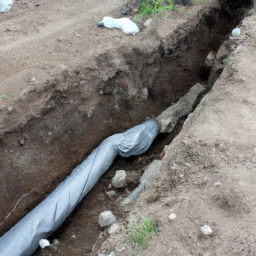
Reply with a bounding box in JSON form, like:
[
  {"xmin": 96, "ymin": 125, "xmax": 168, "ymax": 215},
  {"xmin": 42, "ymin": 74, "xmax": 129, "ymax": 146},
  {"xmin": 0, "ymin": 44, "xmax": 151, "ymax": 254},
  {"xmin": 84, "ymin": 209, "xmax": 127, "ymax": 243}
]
[
  {"xmin": 0, "ymin": 0, "xmax": 254, "ymax": 255},
  {"xmin": 98, "ymin": 12, "xmax": 256, "ymax": 256}
]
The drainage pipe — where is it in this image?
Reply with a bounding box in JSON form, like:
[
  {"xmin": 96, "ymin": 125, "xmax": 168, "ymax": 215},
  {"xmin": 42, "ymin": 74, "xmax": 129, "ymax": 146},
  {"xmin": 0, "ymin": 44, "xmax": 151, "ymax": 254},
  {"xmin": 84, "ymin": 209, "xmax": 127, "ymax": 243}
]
[
  {"xmin": 0, "ymin": 83, "xmax": 205, "ymax": 256},
  {"xmin": 0, "ymin": 118, "xmax": 159, "ymax": 256}
]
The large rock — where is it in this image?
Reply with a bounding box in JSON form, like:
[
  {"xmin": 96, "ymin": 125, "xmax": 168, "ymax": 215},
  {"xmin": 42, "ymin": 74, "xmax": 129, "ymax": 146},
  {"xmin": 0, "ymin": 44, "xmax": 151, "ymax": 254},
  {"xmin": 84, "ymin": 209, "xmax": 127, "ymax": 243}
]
[
  {"xmin": 98, "ymin": 211, "xmax": 116, "ymax": 227},
  {"xmin": 112, "ymin": 170, "xmax": 127, "ymax": 189},
  {"xmin": 156, "ymin": 83, "xmax": 206, "ymax": 133}
]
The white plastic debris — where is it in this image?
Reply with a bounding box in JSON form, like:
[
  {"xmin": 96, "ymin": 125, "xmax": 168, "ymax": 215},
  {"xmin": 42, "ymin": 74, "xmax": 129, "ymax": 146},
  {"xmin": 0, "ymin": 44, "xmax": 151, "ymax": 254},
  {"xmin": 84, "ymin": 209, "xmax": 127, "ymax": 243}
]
[
  {"xmin": 97, "ymin": 17, "xmax": 139, "ymax": 35},
  {"xmin": 39, "ymin": 239, "xmax": 50, "ymax": 249},
  {"xmin": 0, "ymin": 0, "xmax": 15, "ymax": 13},
  {"xmin": 232, "ymin": 28, "xmax": 241, "ymax": 37},
  {"xmin": 200, "ymin": 225, "xmax": 213, "ymax": 236}
]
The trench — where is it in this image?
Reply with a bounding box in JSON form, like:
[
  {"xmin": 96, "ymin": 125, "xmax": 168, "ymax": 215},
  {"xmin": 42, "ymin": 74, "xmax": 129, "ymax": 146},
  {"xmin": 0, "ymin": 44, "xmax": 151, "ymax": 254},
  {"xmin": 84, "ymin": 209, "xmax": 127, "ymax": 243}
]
[{"xmin": 0, "ymin": 0, "xmax": 252, "ymax": 255}]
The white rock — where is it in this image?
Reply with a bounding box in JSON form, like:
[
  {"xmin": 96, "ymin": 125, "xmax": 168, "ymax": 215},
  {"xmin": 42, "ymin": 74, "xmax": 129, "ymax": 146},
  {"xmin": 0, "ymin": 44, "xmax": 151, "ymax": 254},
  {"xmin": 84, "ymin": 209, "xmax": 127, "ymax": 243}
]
[
  {"xmin": 169, "ymin": 213, "xmax": 177, "ymax": 220},
  {"xmin": 99, "ymin": 210, "xmax": 116, "ymax": 227},
  {"xmin": 144, "ymin": 18, "xmax": 153, "ymax": 27},
  {"xmin": 0, "ymin": 0, "xmax": 15, "ymax": 13},
  {"xmin": 30, "ymin": 77, "xmax": 36, "ymax": 82},
  {"xmin": 8, "ymin": 106, "xmax": 13, "ymax": 112},
  {"xmin": 105, "ymin": 190, "xmax": 116, "ymax": 199},
  {"xmin": 97, "ymin": 17, "xmax": 139, "ymax": 35},
  {"xmin": 39, "ymin": 239, "xmax": 50, "ymax": 249},
  {"xmin": 141, "ymin": 88, "xmax": 148, "ymax": 100},
  {"xmin": 107, "ymin": 223, "xmax": 119, "ymax": 234},
  {"xmin": 214, "ymin": 181, "xmax": 221, "ymax": 186},
  {"xmin": 232, "ymin": 28, "xmax": 241, "ymax": 37},
  {"xmin": 200, "ymin": 225, "xmax": 213, "ymax": 236},
  {"xmin": 112, "ymin": 170, "xmax": 126, "ymax": 189}
]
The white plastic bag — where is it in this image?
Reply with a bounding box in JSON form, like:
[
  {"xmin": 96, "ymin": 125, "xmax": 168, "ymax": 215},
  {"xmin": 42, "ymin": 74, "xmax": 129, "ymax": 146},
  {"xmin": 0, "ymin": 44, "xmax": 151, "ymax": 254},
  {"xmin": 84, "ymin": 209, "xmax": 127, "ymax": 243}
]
[
  {"xmin": 97, "ymin": 17, "xmax": 139, "ymax": 35},
  {"xmin": 0, "ymin": 0, "xmax": 15, "ymax": 13}
]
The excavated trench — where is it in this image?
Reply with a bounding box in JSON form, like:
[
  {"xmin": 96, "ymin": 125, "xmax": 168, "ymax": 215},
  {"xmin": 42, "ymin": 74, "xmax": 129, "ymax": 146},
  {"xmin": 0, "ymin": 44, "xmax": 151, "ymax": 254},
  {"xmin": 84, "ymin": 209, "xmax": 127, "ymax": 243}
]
[{"xmin": 0, "ymin": 0, "xmax": 253, "ymax": 255}]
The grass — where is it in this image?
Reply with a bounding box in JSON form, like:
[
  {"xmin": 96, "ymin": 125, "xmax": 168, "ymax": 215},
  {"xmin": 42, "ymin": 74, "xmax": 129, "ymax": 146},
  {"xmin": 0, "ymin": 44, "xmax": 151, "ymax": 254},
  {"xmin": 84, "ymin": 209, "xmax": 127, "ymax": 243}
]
[
  {"xmin": 0, "ymin": 94, "xmax": 7, "ymax": 100},
  {"xmin": 133, "ymin": 0, "xmax": 184, "ymax": 23},
  {"xmin": 124, "ymin": 215, "xmax": 159, "ymax": 253}
]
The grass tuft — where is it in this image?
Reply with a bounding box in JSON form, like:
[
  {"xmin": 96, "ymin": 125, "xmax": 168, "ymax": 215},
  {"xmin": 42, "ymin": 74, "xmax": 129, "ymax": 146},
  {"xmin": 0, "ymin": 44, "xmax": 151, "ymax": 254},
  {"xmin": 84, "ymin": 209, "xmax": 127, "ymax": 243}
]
[
  {"xmin": 125, "ymin": 215, "xmax": 159, "ymax": 253},
  {"xmin": 133, "ymin": 0, "xmax": 185, "ymax": 23}
]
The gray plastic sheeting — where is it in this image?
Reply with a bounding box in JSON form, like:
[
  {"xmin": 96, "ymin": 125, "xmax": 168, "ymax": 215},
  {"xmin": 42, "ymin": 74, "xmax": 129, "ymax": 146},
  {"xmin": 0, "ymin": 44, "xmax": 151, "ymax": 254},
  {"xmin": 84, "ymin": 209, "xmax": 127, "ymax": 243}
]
[{"xmin": 0, "ymin": 118, "xmax": 159, "ymax": 256}]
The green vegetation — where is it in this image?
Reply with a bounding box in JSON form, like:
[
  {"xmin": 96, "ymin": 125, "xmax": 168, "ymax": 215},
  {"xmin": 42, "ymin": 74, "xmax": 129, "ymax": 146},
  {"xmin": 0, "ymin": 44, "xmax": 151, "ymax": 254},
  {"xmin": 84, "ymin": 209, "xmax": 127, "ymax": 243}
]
[
  {"xmin": 125, "ymin": 215, "xmax": 159, "ymax": 253},
  {"xmin": 247, "ymin": 9, "xmax": 254, "ymax": 16},
  {"xmin": 0, "ymin": 94, "xmax": 7, "ymax": 100},
  {"xmin": 133, "ymin": 0, "xmax": 184, "ymax": 23}
]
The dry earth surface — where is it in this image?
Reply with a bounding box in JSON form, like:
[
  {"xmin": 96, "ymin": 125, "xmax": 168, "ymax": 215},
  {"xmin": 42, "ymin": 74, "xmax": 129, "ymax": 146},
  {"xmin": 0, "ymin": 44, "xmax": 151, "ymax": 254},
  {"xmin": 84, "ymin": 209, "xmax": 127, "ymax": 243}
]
[{"xmin": 0, "ymin": 0, "xmax": 255, "ymax": 255}]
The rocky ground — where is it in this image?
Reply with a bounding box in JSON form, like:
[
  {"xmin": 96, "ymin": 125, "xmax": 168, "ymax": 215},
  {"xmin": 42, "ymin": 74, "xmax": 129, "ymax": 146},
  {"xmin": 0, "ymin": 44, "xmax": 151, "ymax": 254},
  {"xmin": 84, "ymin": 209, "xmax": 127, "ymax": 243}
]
[{"xmin": 0, "ymin": 0, "xmax": 255, "ymax": 255}]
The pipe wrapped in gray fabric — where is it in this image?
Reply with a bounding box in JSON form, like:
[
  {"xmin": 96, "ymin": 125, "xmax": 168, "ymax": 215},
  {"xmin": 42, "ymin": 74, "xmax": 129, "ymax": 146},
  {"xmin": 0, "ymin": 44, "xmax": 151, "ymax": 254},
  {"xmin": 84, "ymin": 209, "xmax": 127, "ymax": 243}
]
[{"xmin": 0, "ymin": 118, "xmax": 159, "ymax": 256}]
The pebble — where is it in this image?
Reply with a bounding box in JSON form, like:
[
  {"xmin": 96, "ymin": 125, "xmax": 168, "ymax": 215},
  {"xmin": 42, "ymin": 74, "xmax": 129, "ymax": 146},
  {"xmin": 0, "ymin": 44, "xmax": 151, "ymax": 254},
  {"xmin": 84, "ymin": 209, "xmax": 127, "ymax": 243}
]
[
  {"xmin": 98, "ymin": 210, "xmax": 116, "ymax": 227},
  {"xmin": 39, "ymin": 239, "xmax": 50, "ymax": 249},
  {"xmin": 169, "ymin": 213, "xmax": 177, "ymax": 220},
  {"xmin": 144, "ymin": 19, "xmax": 153, "ymax": 27},
  {"xmin": 71, "ymin": 235, "xmax": 76, "ymax": 239},
  {"xmin": 214, "ymin": 181, "xmax": 221, "ymax": 186},
  {"xmin": 105, "ymin": 190, "xmax": 116, "ymax": 199},
  {"xmin": 107, "ymin": 223, "xmax": 119, "ymax": 234},
  {"xmin": 141, "ymin": 88, "xmax": 148, "ymax": 100},
  {"xmin": 232, "ymin": 28, "xmax": 241, "ymax": 36},
  {"xmin": 112, "ymin": 170, "xmax": 126, "ymax": 189},
  {"xmin": 19, "ymin": 139, "xmax": 25, "ymax": 145},
  {"xmin": 30, "ymin": 77, "xmax": 36, "ymax": 82},
  {"xmin": 87, "ymin": 110, "xmax": 94, "ymax": 117},
  {"xmin": 8, "ymin": 106, "xmax": 13, "ymax": 112},
  {"xmin": 200, "ymin": 225, "xmax": 213, "ymax": 236}
]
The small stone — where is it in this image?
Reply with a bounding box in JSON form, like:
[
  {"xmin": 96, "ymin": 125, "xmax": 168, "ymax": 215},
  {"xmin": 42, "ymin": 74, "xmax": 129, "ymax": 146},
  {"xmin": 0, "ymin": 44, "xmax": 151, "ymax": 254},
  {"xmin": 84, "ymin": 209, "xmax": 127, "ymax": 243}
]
[
  {"xmin": 169, "ymin": 213, "xmax": 177, "ymax": 220},
  {"xmin": 52, "ymin": 239, "xmax": 60, "ymax": 245},
  {"xmin": 216, "ymin": 43, "xmax": 229, "ymax": 59},
  {"xmin": 107, "ymin": 223, "xmax": 119, "ymax": 234},
  {"xmin": 141, "ymin": 88, "xmax": 148, "ymax": 100},
  {"xmin": 98, "ymin": 210, "xmax": 116, "ymax": 227},
  {"xmin": 100, "ymin": 90, "xmax": 103, "ymax": 95},
  {"xmin": 232, "ymin": 28, "xmax": 241, "ymax": 37},
  {"xmin": 8, "ymin": 106, "xmax": 13, "ymax": 112},
  {"xmin": 214, "ymin": 181, "xmax": 221, "ymax": 186},
  {"xmin": 112, "ymin": 170, "xmax": 126, "ymax": 189},
  {"xmin": 105, "ymin": 190, "xmax": 116, "ymax": 199},
  {"xmin": 144, "ymin": 18, "xmax": 153, "ymax": 27},
  {"xmin": 88, "ymin": 110, "xmax": 94, "ymax": 117},
  {"xmin": 200, "ymin": 225, "xmax": 213, "ymax": 236},
  {"xmin": 30, "ymin": 77, "xmax": 36, "ymax": 82},
  {"xmin": 108, "ymin": 183, "xmax": 111, "ymax": 188},
  {"xmin": 71, "ymin": 235, "xmax": 76, "ymax": 239},
  {"xmin": 19, "ymin": 139, "xmax": 25, "ymax": 145},
  {"xmin": 39, "ymin": 239, "xmax": 50, "ymax": 248},
  {"xmin": 179, "ymin": 174, "xmax": 184, "ymax": 178},
  {"xmin": 58, "ymin": 36, "xmax": 66, "ymax": 41}
]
